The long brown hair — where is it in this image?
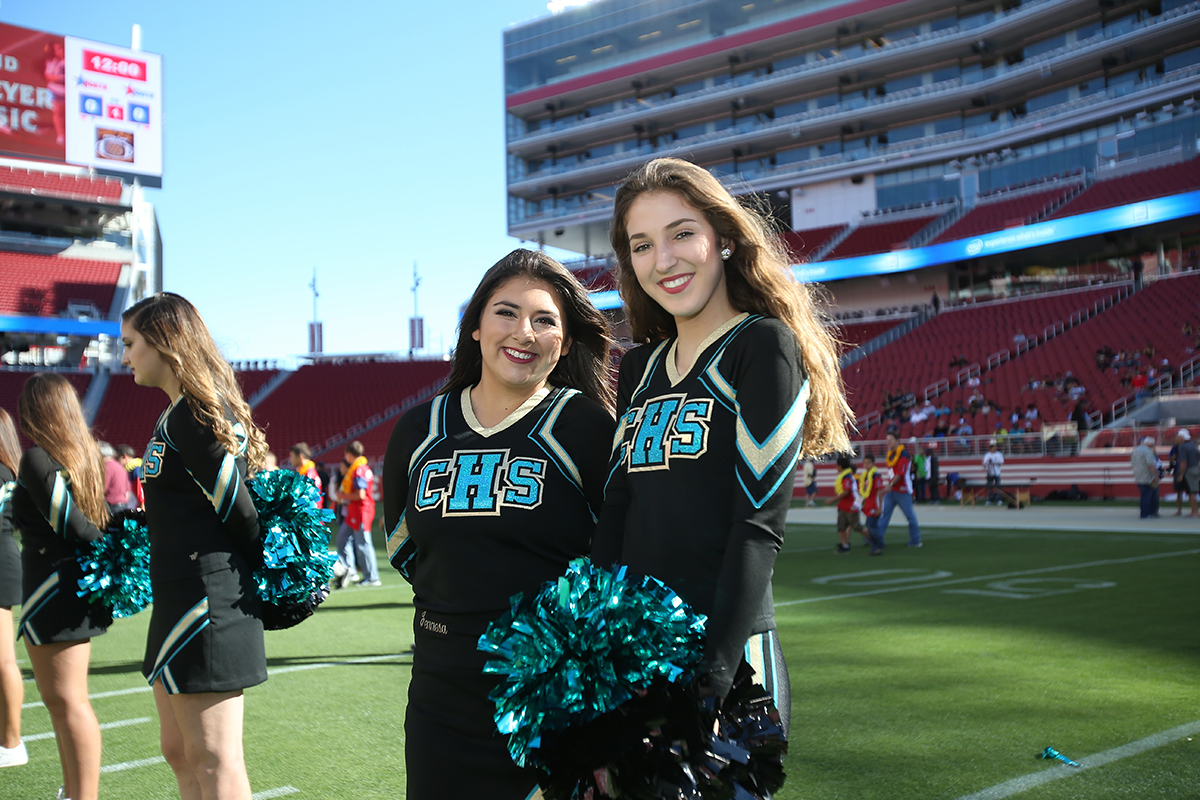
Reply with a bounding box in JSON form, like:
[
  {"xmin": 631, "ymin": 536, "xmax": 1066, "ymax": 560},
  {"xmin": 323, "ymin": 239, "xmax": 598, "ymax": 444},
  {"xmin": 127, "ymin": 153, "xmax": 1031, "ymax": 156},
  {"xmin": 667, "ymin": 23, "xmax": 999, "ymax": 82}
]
[
  {"xmin": 0, "ymin": 407, "xmax": 19, "ymax": 477},
  {"xmin": 609, "ymin": 157, "xmax": 852, "ymax": 457},
  {"xmin": 18, "ymin": 374, "xmax": 109, "ymax": 527},
  {"xmin": 122, "ymin": 293, "xmax": 268, "ymax": 470},
  {"xmin": 443, "ymin": 249, "xmax": 616, "ymax": 414}
]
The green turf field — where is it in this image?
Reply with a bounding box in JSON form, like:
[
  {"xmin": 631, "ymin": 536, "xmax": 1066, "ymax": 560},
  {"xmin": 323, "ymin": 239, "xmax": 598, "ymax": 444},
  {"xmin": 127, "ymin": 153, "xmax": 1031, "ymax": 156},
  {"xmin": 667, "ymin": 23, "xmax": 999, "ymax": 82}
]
[{"xmin": 8, "ymin": 523, "xmax": 1199, "ymax": 800}]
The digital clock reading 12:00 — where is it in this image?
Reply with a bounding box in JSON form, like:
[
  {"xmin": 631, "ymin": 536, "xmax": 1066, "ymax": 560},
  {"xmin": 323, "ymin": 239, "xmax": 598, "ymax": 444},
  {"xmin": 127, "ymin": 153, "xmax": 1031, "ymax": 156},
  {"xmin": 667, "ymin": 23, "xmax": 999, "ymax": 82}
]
[{"xmin": 82, "ymin": 49, "xmax": 147, "ymax": 82}]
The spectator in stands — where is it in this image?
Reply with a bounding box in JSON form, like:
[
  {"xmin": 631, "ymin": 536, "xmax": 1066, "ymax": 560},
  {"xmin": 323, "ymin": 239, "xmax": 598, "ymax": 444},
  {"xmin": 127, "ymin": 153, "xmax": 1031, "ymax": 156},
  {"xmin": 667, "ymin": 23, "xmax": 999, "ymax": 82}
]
[
  {"xmin": 1071, "ymin": 399, "xmax": 1090, "ymax": 433},
  {"xmin": 1132, "ymin": 369, "xmax": 1149, "ymax": 406},
  {"xmin": 1174, "ymin": 429, "xmax": 1200, "ymax": 518},
  {"xmin": 983, "ymin": 439, "xmax": 1005, "ymax": 505},
  {"xmin": 262, "ymin": 451, "xmax": 278, "ymax": 471},
  {"xmin": 1131, "ymin": 436, "xmax": 1161, "ymax": 519},
  {"xmin": 877, "ymin": 433, "xmax": 922, "ymax": 549},
  {"xmin": 117, "ymin": 445, "xmax": 144, "ymax": 510},
  {"xmin": 955, "ymin": 417, "xmax": 973, "ymax": 450},
  {"xmin": 0, "ymin": 409, "xmax": 26, "ymax": 770},
  {"xmin": 935, "ymin": 403, "xmax": 951, "ymax": 417},
  {"xmin": 335, "ymin": 440, "xmax": 379, "ymax": 588},
  {"xmin": 1025, "ymin": 403, "xmax": 1039, "ymax": 423},
  {"xmin": 384, "ymin": 248, "xmax": 617, "ymax": 798},
  {"xmin": 288, "ymin": 443, "xmax": 322, "ymax": 508},
  {"xmin": 120, "ymin": 292, "xmax": 269, "ymax": 800},
  {"xmin": 10, "ymin": 374, "xmax": 111, "ymax": 798},
  {"xmin": 98, "ymin": 441, "xmax": 129, "ymax": 514},
  {"xmin": 995, "ymin": 422, "xmax": 1009, "ymax": 449},
  {"xmin": 933, "ymin": 416, "xmax": 950, "ymax": 437},
  {"xmin": 949, "ymin": 354, "xmax": 968, "ymax": 368}
]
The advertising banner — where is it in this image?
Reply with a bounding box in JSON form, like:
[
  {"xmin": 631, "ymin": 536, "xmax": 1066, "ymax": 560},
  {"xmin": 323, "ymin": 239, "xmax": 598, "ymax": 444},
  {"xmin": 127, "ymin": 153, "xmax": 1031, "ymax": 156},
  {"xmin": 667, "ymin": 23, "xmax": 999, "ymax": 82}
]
[
  {"xmin": 0, "ymin": 22, "xmax": 67, "ymax": 161},
  {"xmin": 0, "ymin": 21, "xmax": 162, "ymax": 179}
]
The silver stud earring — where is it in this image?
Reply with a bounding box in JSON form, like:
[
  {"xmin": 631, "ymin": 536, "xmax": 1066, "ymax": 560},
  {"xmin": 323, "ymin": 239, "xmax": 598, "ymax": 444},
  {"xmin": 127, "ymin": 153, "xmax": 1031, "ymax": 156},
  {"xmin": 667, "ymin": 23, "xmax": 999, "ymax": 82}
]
[{"xmin": 720, "ymin": 247, "xmax": 732, "ymax": 261}]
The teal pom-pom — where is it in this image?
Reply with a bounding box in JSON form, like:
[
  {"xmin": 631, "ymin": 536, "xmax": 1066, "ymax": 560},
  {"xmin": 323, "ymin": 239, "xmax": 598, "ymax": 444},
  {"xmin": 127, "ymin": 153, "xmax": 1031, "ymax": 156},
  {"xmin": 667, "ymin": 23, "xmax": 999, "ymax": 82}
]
[
  {"xmin": 76, "ymin": 509, "xmax": 153, "ymax": 618},
  {"xmin": 478, "ymin": 557, "xmax": 707, "ymax": 768},
  {"xmin": 247, "ymin": 469, "xmax": 337, "ymax": 628}
]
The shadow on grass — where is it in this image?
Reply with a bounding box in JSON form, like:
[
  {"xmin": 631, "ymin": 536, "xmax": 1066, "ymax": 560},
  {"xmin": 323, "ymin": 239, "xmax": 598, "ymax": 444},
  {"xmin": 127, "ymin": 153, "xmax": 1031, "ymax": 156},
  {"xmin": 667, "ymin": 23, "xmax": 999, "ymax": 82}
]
[
  {"xmin": 85, "ymin": 660, "xmax": 146, "ymax": 677},
  {"xmin": 317, "ymin": 600, "xmax": 414, "ymax": 613},
  {"xmin": 265, "ymin": 652, "xmax": 413, "ymax": 668}
]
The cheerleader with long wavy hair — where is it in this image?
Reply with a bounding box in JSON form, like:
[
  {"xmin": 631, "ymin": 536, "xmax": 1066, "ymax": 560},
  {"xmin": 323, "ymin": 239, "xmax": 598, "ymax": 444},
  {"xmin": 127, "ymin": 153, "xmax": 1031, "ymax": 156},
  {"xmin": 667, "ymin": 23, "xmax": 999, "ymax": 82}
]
[
  {"xmin": 121, "ymin": 292, "xmax": 267, "ymax": 800},
  {"xmin": 11, "ymin": 375, "xmax": 112, "ymax": 800},
  {"xmin": 594, "ymin": 157, "xmax": 852, "ymax": 749}
]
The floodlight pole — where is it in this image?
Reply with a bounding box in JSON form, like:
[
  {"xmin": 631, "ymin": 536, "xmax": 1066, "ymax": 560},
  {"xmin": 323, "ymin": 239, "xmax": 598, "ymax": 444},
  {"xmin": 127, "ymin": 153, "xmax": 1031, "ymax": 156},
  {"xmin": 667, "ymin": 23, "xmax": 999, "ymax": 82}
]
[{"xmin": 410, "ymin": 261, "xmax": 421, "ymax": 358}]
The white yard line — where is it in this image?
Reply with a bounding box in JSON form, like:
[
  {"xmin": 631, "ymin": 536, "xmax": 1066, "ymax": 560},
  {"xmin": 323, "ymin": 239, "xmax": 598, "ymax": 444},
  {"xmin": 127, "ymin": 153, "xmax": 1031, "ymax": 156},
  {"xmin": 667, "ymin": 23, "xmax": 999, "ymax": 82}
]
[
  {"xmin": 954, "ymin": 719, "xmax": 1200, "ymax": 799},
  {"xmin": 100, "ymin": 755, "xmax": 166, "ymax": 773},
  {"xmin": 25, "ymin": 716, "xmax": 152, "ymax": 742},
  {"xmin": 23, "ymin": 652, "xmax": 412, "ymax": 710},
  {"xmin": 253, "ymin": 787, "xmax": 300, "ymax": 799},
  {"xmin": 775, "ymin": 548, "xmax": 1200, "ymax": 606}
]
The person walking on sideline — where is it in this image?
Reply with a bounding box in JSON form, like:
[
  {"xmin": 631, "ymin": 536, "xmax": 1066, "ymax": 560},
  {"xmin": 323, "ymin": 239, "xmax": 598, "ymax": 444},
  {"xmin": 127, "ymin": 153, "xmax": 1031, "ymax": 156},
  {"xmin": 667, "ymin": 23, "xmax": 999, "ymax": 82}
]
[
  {"xmin": 877, "ymin": 432, "xmax": 923, "ymax": 547},
  {"xmin": 1131, "ymin": 436, "xmax": 1160, "ymax": 519},
  {"xmin": 826, "ymin": 453, "xmax": 866, "ymax": 553},
  {"xmin": 1173, "ymin": 429, "xmax": 1199, "ymax": 517}
]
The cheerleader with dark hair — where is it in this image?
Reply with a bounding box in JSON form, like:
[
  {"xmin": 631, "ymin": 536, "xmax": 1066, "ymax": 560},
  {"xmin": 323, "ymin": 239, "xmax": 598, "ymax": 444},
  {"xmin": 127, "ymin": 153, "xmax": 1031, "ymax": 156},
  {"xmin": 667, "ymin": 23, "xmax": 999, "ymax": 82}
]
[{"xmin": 384, "ymin": 249, "xmax": 616, "ymax": 798}]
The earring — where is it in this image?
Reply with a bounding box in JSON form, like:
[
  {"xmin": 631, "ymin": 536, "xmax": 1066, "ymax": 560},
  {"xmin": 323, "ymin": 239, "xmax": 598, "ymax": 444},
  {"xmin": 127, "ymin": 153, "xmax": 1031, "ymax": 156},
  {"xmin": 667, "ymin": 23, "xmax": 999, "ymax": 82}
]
[{"xmin": 720, "ymin": 247, "xmax": 732, "ymax": 261}]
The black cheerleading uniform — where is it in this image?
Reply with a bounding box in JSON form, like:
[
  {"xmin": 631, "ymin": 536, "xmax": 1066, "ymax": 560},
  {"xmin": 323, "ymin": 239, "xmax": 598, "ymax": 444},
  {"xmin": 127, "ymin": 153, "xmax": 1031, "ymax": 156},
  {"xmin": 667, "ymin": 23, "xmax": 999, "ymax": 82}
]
[
  {"xmin": 592, "ymin": 313, "xmax": 806, "ymax": 734},
  {"xmin": 10, "ymin": 448, "xmax": 111, "ymax": 644},
  {"xmin": 140, "ymin": 395, "xmax": 266, "ymax": 695},
  {"xmin": 384, "ymin": 386, "xmax": 614, "ymax": 800},
  {"xmin": 0, "ymin": 463, "xmax": 21, "ymax": 607}
]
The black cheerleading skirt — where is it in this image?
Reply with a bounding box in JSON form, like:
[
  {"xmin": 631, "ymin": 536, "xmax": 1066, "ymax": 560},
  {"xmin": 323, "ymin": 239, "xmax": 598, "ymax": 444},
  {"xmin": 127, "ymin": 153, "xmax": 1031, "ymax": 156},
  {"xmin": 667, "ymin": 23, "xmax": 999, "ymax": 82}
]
[
  {"xmin": 0, "ymin": 528, "xmax": 20, "ymax": 607},
  {"xmin": 19, "ymin": 557, "xmax": 111, "ymax": 645},
  {"xmin": 142, "ymin": 562, "xmax": 266, "ymax": 695},
  {"xmin": 405, "ymin": 608, "xmax": 541, "ymax": 800}
]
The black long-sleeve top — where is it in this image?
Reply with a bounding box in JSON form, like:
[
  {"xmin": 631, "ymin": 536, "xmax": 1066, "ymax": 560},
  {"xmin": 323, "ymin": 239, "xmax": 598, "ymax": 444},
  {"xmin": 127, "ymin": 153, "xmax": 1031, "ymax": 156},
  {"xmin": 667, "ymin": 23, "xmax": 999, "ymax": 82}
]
[
  {"xmin": 384, "ymin": 386, "xmax": 614, "ymax": 618},
  {"xmin": 11, "ymin": 447, "xmax": 105, "ymax": 579},
  {"xmin": 592, "ymin": 314, "xmax": 808, "ymax": 697},
  {"xmin": 141, "ymin": 396, "xmax": 261, "ymax": 579}
]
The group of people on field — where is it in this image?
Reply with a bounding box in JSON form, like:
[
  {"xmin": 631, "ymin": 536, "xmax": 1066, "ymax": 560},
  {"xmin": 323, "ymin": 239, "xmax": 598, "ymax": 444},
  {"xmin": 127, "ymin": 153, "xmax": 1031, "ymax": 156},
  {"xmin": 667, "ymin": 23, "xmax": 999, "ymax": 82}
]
[{"xmin": 0, "ymin": 157, "xmax": 856, "ymax": 800}]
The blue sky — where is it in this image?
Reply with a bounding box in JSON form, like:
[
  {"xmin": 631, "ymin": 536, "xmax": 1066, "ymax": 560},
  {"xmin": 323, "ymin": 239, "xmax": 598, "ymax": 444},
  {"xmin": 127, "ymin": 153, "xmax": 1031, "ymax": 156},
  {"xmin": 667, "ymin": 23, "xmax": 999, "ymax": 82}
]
[{"xmin": 1, "ymin": 0, "xmax": 582, "ymax": 362}]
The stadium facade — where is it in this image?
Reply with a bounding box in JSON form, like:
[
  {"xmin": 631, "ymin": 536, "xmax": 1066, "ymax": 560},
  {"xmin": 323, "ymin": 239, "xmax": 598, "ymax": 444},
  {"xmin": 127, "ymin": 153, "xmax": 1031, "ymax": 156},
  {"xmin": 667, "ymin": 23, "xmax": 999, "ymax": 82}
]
[{"xmin": 503, "ymin": 0, "xmax": 1200, "ymax": 310}]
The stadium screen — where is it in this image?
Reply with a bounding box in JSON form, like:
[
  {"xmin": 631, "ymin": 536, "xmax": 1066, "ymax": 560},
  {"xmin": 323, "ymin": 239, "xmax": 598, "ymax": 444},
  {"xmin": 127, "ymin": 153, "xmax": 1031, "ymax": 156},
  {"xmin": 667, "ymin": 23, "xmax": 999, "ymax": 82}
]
[{"xmin": 0, "ymin": 21, "xmax": 163, "ymax": 179}]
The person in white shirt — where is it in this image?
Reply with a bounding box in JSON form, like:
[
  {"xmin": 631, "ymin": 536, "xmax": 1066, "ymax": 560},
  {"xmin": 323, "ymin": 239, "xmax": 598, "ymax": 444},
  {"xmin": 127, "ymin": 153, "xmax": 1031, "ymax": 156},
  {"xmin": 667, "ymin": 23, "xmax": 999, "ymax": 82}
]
[{"xmin": 983, "ymin": 439, "xmax": 1005, "ymax": 505}]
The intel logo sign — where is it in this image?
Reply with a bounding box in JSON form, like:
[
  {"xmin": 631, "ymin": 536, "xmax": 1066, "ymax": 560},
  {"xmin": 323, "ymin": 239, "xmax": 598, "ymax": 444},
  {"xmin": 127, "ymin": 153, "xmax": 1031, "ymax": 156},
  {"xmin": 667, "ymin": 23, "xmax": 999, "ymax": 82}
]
[{"xmin": 965, "ymin": 238, "xmax": 984, "ymax": 256}]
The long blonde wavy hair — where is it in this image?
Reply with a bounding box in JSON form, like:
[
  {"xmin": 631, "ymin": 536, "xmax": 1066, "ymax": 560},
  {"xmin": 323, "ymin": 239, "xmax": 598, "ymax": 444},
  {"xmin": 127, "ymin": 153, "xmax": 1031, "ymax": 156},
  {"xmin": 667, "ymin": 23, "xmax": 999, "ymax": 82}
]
[
  {"xmin": 122, "ymin": 293, "xmax": 268, "ymax": 470},
  {"xmin": 609, "ymin": 157, "xmax": 852, "ymax": 457},
  {"xmin": 18, "ymin": 373, "xmax": 110, "ymax": 528}
]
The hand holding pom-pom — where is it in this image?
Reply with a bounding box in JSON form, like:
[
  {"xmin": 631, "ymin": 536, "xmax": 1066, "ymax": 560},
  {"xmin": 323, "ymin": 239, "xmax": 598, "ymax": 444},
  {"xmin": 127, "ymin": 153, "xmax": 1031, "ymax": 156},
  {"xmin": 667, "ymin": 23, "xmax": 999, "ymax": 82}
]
[
  {"xmin": 247, "ymin": 469, "xmax": 337, "ymax": 630},
  {"xmin": 76, "ymin": 509, "xmax": 153, "ymax": 618},
  {"xmin": 479, "ymin": 558, "xmax": 786, "ymax": 799}
]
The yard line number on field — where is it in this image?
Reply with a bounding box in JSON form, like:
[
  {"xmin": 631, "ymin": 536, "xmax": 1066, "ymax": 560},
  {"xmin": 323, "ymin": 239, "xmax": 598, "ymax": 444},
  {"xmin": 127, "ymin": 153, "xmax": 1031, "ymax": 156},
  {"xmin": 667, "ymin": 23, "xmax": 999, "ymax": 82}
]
[{"xmin": 775, "ymin": 548, "xmax": 1200, "ymax": 606}]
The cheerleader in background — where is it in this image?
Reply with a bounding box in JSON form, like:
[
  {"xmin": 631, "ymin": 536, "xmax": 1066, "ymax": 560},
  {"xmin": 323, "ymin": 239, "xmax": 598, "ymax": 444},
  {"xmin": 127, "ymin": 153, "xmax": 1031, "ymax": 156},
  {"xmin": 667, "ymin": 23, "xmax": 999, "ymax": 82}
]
[
  {"xmin": 121, "ymin": 293, "xmax": 267, "ymax": 800},
  {"xmin": 0, "ymin": 408, "xmax": 27, "ymax": 769},
  {"xmin": 10, "ymin": 375, "xmax": 112, "ymax": 800},
  {"xmin": 593, "ymin": 158, "xmax": 853, "ymax": 741},
  {"xmin": 384, "ymin": 249, "xmax": 615, "ymax": 799}
]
